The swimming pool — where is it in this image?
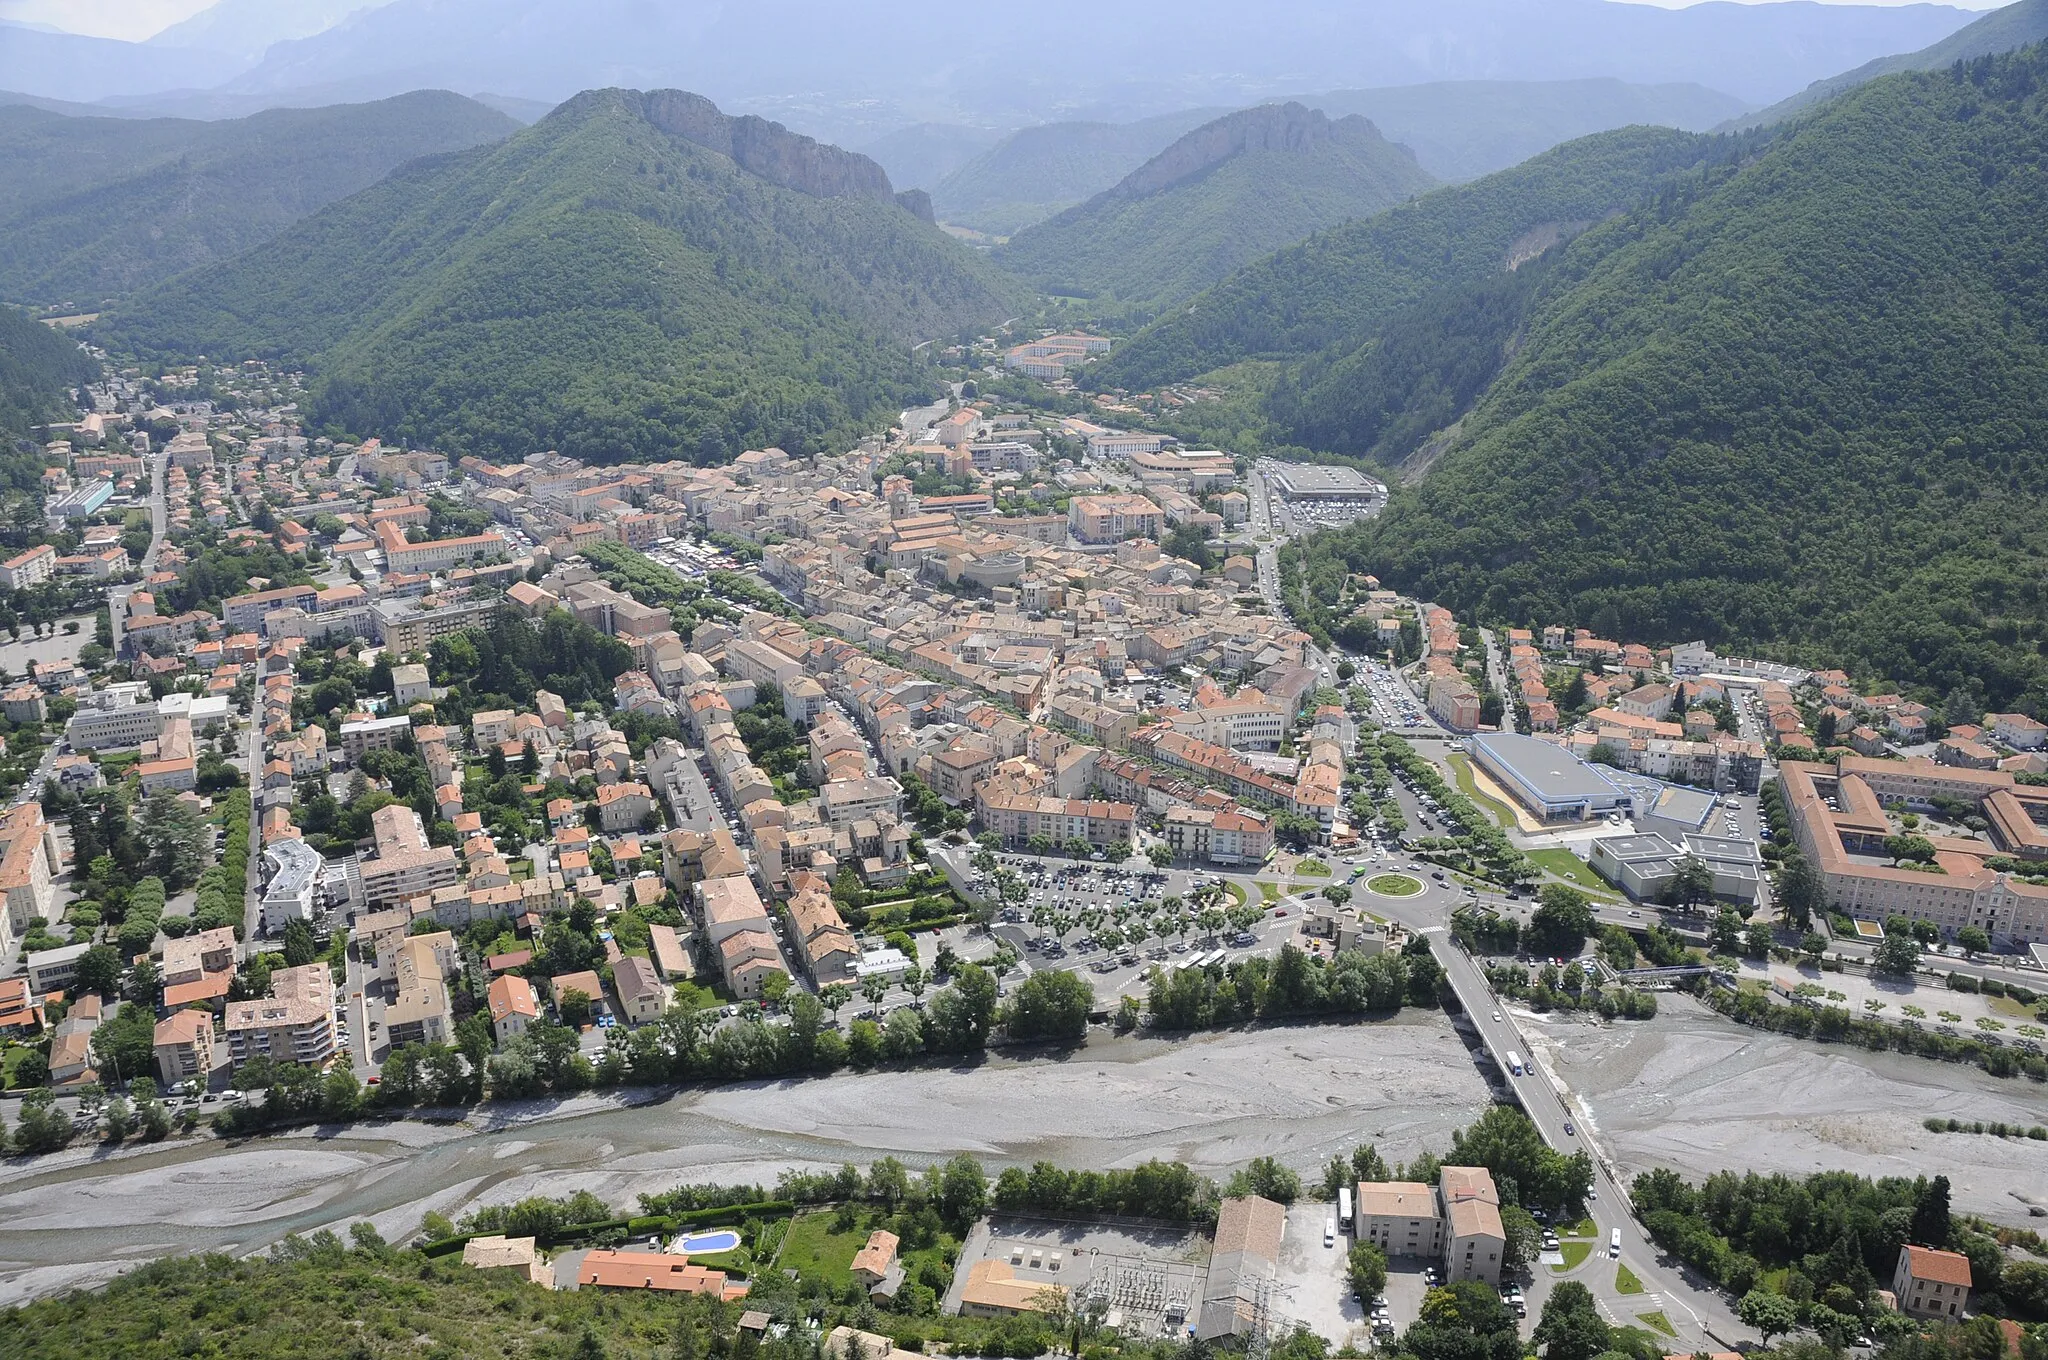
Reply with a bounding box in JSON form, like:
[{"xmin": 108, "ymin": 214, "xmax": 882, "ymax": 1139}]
[{"xmin": 675, "ymin": 1230, "xmax": 741, "ymax": 1254}]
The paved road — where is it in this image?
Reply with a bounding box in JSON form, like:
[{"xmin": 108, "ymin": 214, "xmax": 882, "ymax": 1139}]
[
  {"xmin": 108, "ymin": 444, "xmax": 169, "ymax": 657},
  {"xmin": 1480, "ymin": 627, "xmax": 1518, "ymax": 735},
  {"xmin": 1346, "ymin": 883, "xmax": 1742, "ymax": 1350}
]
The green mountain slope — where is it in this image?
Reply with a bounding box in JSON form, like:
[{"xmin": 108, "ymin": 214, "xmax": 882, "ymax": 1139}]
[
  {"xmin": 0, "ymin": 92, "xmax": 519, "ymax": 307},
  {"xmin": 1091, "ymin": 125, "xmax": 1718, "ymax": 393},
  {"xmin": 0, "ymin": 306, "xmax": 94, "ymax": 447},
  {"xmin": 994, "ymin": 104, "xmax": 1437, "ymax": 309},
  {"xmin": 1733, "ymin": 0, "xmax": 2048, "ymax": 130},
  {"xmin": 1290, "ymin": 44, "xmax": 2048, "ymax": 710},
  {"xmin": 1301, "ymin": 78, "xmax": 1747, "ymax": 182},
  {"xmin": 930, "ymin": 107, "xmax": 1227, "ymax": 236},
  {"xmin": 98, "ymin": 88, "xmax": 1022, "ymax": 467}
]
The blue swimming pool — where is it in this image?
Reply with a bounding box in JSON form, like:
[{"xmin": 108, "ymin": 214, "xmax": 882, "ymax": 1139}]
[{"xmin": 676, "ymin": 1230, "xmax": 741, "ymax": 1254}]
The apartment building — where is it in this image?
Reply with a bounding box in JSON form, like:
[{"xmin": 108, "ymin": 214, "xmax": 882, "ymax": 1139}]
[
  {"xmin": 375, "ymin": 522, "xmax": 509, "ymax": 574},
  {"xmin": 0, "ymin": 802, "xmax": 57, "ymax": 940},
  {"xmin": 975, "ymin": 789, "xmax": 1137, "ymax": 848},
  {"xmin": 1439, "ymin": 1166, "xmax": 1506, "ymax": 1285},
  {"xmin": 1161, "ymin": 805, "xmax": 1274, "ymax": 866},
  {"xmin": 224, "ymin": 963, "xmax": 337, "ymax": 1066},
  {"xmin": 153, "ymin": 1009, "xmax": 218, "ymax": 1086},
  {"xmin": 694, "ymin": 874, "xmax": 789, "ymax": 1000},
  {"xmin": 1067, "ymin": 494, "xmax": 1164, "ymax": 545},
  {"xmin": 385, "ymin": 932, "xmax": 455, "ymax": 1046},
  {"xmin": 1354, "ymin": 1181, "xmax": 1443, "ymax": 1258},
  {"xmin": 359, "ymin": 804, "xmax": 461, "ymax": 909},
  {"xmin": 1355, "ymin": 1167, "xmax": 1504, "ymax": 1284},
  {"xmin": 0, "ymin": 543, "xmax": 57, "ymax": 590}
]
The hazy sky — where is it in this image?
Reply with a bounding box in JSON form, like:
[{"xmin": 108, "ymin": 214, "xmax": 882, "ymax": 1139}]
[{"xmin": 0, "ymin": 0, "xmax": 2015, "ymax": 42}]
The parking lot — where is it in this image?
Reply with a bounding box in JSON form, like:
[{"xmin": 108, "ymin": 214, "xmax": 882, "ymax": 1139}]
[
  {"xmin": 978, "ymin": 853, "xmax": 1301, "ymax": 1003},
  {"xmin": 1274, "ymin": 1204, "xmax": 1372, "ymax": 1350}
]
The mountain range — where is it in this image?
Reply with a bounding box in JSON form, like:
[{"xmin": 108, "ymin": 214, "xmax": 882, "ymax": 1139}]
[
  {"xmin": 0, "ymin": 91, "xmax": 518, "ymax": 307},
  {"xmin": 1278, "ymin": 41, "xmax": 2048, "ymax": 711},
  {"xmin": 0, "ymin": 0, "xmax": 1988, "ymax": 140},
  {"xmin": 995, "ymin": 104, "xmax": 1439, "ymax": 309},
  {"xmin": 97, "ymin": 89, "xmax": 1019, "ymax": 467}
]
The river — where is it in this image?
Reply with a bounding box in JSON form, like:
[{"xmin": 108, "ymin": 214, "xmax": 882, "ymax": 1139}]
[{"xmin": 0, "ymin": 1017, "xmax": 1491, "ymax": 1304}]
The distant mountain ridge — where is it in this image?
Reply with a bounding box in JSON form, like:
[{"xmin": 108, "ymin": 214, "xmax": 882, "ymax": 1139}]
[
  {"xmin": 0, "ymin": 91, "xmax": 519, "ymax": 307},
  {"xmin": 1733, "ymin": 0, "xmax": 2048, "ymax": 129},
  {"xmin": 0, "ymin": 0, "xmax": 1980, "ymax": 146},
  {"xmin": 932, "ymin": 109, "xmax": 1229, "ymax": 236},
  {"xmin": 97, "ymin": 87, "xmax": 1020, "ymax": 467},
  {"xmin": 1294, "ymin": 78, "xmax": 1748, "ymax": 181},
  {"xmin": 995, "ymin": 104, "xmax": 1437, "ymax": 307},
  {"xmin": 1106, "ymin": 102, "xmax": 1359, "ymax": 199}
]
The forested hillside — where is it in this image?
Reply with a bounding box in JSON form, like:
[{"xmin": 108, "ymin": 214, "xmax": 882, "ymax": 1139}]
[
  {"xmin": 930, "ymin": 107, "xmax": 1227, "ymax": 236},
  {"xmin": 995, "ymin": 104, "xmax": 1436, "ymax": 309},
  {"xmin": 1089, "ymin": 125, "xmax": 1719, "ymax": 393},
  {"xmin": 98, "ymin": 88, "xmax": 1020, "ymax": 467},
  {"xmin": 0, "ymin": 92, "xmax": 518, "ymax": 306},
  {"xmin": 1288, "ymin": 45, "xmax": 2048, "ymax": 712},
  {"xmin": 0, "ymin": 308, "xmax": 94, "ymax": 448}
]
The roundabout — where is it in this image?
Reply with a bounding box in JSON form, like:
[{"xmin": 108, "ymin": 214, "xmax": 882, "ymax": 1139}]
[{"xmin": 1365, "ymin": 873, "xmax": 1425, "ymax": 898}]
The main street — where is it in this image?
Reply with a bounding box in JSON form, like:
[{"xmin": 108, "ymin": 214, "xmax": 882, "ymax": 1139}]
[{"xmin": 107, "ymin": 442, "xmax": 169, "ymax": 658}]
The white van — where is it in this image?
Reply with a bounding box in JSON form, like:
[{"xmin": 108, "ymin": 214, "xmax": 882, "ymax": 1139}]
[{"xmin": 1324, "ymin": 1218, "xmax": 1337, "ymax": 1248}]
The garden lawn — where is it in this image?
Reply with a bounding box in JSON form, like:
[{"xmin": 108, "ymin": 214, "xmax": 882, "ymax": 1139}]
[
  {"xmin": 777, "ymin": 1210, "xmax": 868, "ymax": 1290},
  {"xmin": 1616, "ymin": 1264, "xmax": 1644, "ymax": 1294},
  {"xmin": 1527, "ymin": 849, "xmax": 1612, "ymax": 894},
  {"xmin": 1552, "ymin": 1241, "xmax": 1593, "ymax": 1272}
]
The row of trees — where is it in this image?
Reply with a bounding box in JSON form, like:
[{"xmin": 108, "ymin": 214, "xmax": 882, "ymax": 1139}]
[{"xmin": 1144, "ymin": 939, "xmax": 1438, "ymax": 1029}]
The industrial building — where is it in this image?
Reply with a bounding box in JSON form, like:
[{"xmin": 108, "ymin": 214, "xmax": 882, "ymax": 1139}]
[{"xmin": 1265, "ymin": 463, "xmax": 1383, "ymax": 500}]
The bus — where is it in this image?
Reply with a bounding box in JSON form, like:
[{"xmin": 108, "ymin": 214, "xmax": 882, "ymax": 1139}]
[
  {"xmin": 1609, "ymin": 1228, "xmax": 1622, "ymax": 1259},
  {"xmin": 1338, "ymin": 1188, "xmax": 1353, "ymax": 1233},
  {"xmin": 1506, "ymin": 1052, "xmax": 1524, "ymax": 1076}
]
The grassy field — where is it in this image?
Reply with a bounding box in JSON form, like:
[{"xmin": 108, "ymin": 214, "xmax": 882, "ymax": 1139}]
[
  {"xmin": 1446, "ymin": 753, "xmax": 1517, "ymax": 829},
  {"xmin": 1636, "ymin": 1312, "xmax": 1677, "ymax": 1338},
  {"xmin": 2, "ymin": 1042, "xmax": 35, "ymax": 1090},
  {"xmin": 1253, "ymin": 881, "xmax": 1282, "ymax": 902},
  {"xmin": 1527, "ymin": 848, "xmax": 1611, "ymax": 894},
  {"xmin": 1553, "ymin": 1241, "xmax": 1593, "ymax": 1272},
  {"xmin": 1616, "ymin": 1264, "xmax": 1644, "ymax": 1295},
  {"xmin": 777, "ymin": 1209, "xmax": 871, "ymax": 1289},
  {"xmin": 1225, "ymin": 882, "xmax": 1248, "ymax": 908},
  {"xmin": 1559, "ymin": 1217, "xmax": 1598, "ymax": 1239},
  {"xmin": 1366, "ymin": 874, "xmax": 1424, "ymax": 897}
]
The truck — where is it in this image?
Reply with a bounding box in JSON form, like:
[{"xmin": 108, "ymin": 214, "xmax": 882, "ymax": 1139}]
[{"xmin": 1506, "ymin": 1052, "xmax": 1524, "ymax": 1076}]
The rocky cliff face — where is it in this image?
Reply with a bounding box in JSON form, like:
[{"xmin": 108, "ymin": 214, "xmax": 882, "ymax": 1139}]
[
  {"xmin": 639, "ymin": 88, "xmax": 899, "ymax": 205},
  {"xmin": 1109, "ymin": 102, "xmax": 1392, "ymax": 201}
]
